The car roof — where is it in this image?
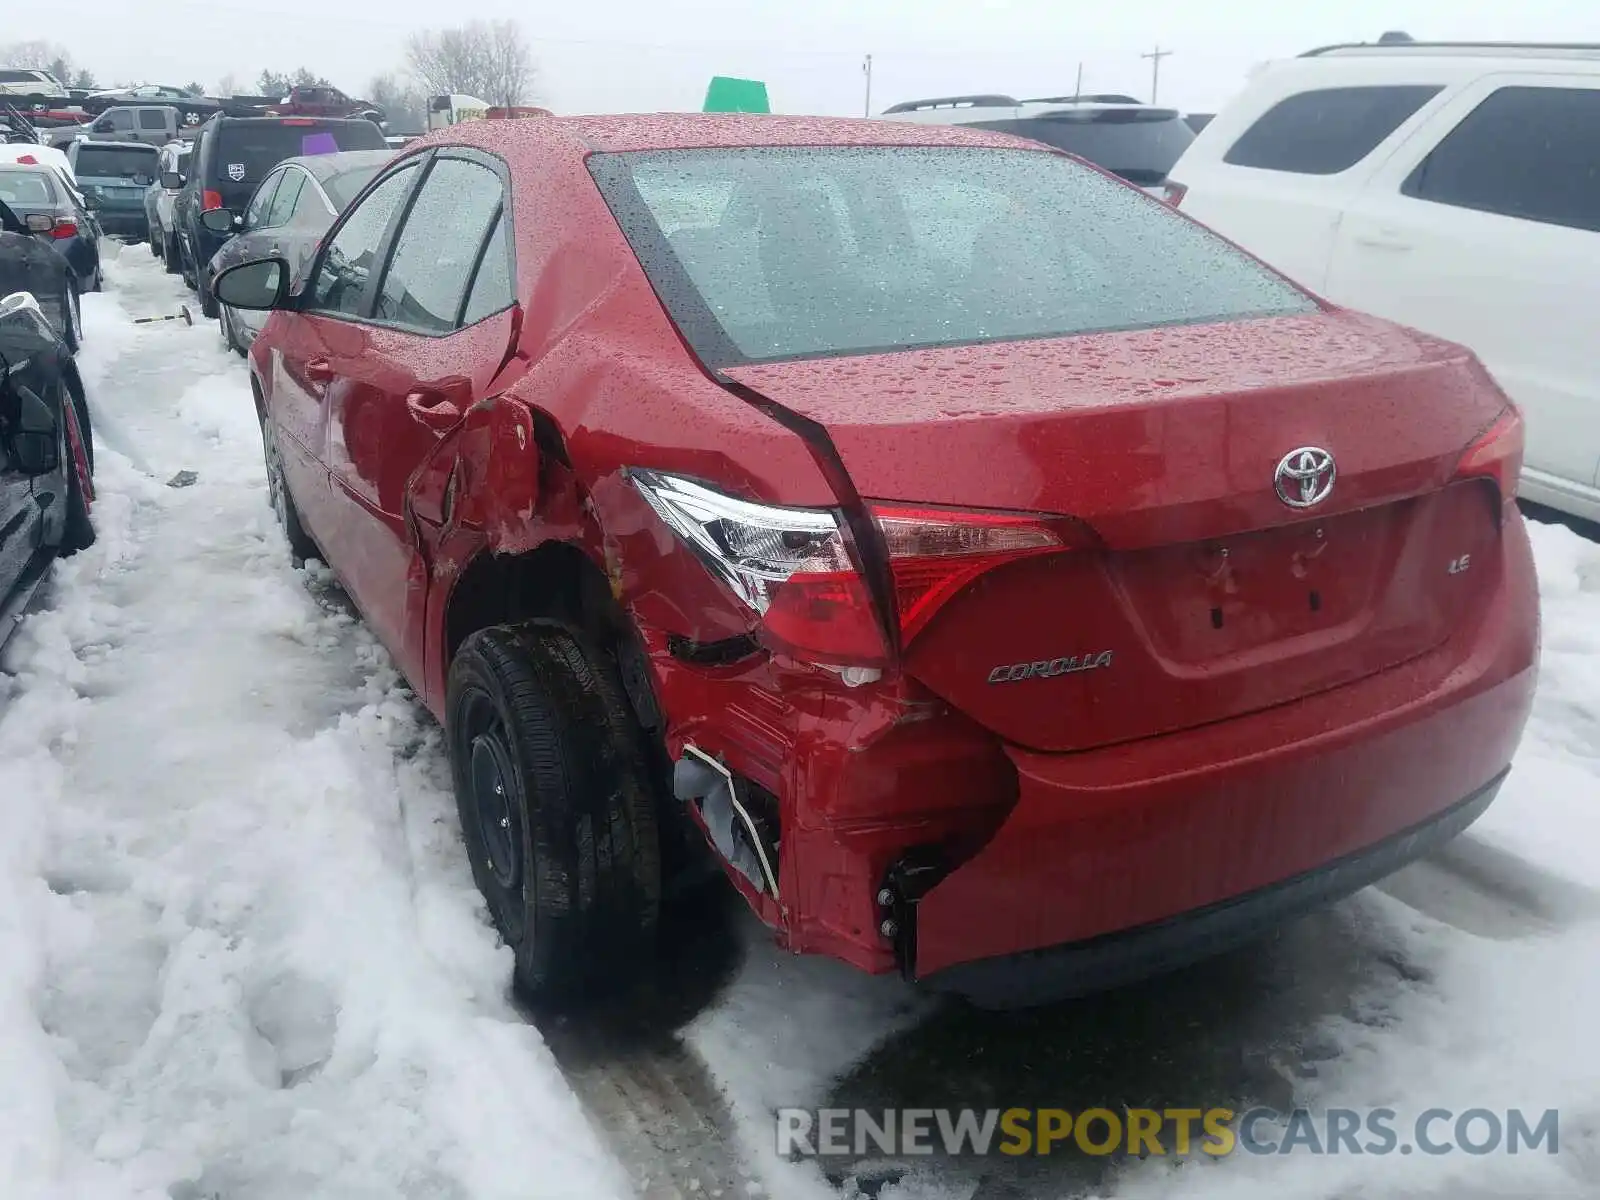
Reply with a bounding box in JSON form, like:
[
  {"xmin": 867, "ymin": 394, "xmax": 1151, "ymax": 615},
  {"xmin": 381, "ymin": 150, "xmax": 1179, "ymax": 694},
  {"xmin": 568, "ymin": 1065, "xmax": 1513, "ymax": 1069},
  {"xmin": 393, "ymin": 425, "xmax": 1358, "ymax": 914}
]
[
  {"xmin": 283, "ymin": 148, "xmax": 395, "ymax": 180},
  {"xmin": 880, "ymin": 98, "xmax": 1180, "ymax": 125},
  {"xmin": 75, "ymin": 140, "xmax": 159, "ymax": 151},
  {"xmin": 410, "ymin": 112, "xmax": 1047, "ymax": 159}
]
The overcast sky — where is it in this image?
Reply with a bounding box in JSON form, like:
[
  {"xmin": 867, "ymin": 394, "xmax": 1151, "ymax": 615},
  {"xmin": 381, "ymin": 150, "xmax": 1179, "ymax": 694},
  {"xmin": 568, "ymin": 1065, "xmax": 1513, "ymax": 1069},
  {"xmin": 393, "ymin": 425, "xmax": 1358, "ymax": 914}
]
[{"xmin": 12, "ymin": 0, "xmax": 1600, "ymax": 115}]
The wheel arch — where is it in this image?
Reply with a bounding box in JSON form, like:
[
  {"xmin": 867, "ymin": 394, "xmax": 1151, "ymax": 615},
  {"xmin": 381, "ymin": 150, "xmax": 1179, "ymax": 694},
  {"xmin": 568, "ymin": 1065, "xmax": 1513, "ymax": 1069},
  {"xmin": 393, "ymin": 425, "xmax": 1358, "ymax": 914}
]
[{"xmin": 439, "ymin": 537, "xmax": 664, "ymax": 739}]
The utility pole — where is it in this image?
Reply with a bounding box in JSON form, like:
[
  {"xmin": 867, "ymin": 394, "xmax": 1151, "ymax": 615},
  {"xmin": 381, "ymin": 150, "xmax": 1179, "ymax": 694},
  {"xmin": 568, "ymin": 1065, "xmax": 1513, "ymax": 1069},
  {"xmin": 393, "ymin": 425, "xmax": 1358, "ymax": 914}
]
[
  {"xmin": 1141, "ymin": 44, "xmax": 1172, "ymax": 104},
  {"xmin": 863, "ymin": 53, "xmax": 873, "ymax": 117},
  {"xmin": 1073, "ymin": 61, "xmax": 1083, "ymax": 101}
]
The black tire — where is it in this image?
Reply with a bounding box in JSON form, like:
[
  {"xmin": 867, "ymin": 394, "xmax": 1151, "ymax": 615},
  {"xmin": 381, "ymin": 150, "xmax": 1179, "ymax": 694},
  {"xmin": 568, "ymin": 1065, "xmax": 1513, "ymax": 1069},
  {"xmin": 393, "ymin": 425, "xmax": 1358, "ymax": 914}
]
[
  {"xmin": 58, "ymin": 393, "xmax": 94, "ymax": 556},
  {"xmin": 164, "ymin": 231, "xmax": 181, "ymax": 274},
  {"xmin": 447, "ymin": 623, "xmax": 662, "ymax": 1003},
  {"xmin": 149, "ymin": 223, "xmax": 161, "ymax": 257},
  {"xmin": 198, "ymin": 267, "xmax": 219, "ymax": 318},
  {"xmin": 259, "ymin": 414, "xmax": 318, "ymax": 564},
  {"xmin": 221, "ymin": 306, "xmax": 244, "ymax": 356}
]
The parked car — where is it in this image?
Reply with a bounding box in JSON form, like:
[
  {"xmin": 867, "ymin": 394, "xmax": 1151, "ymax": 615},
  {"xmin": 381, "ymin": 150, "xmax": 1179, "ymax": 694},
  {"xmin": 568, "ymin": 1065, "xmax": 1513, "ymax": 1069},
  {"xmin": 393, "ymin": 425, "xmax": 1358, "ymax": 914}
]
[
  {"xmin": 880, "ymin": 94, "xmax": 1196, "ymax": 191},
  {"xmin": 83, "ymin": 84, "xmax": 217, "ymax": 117},
  {"xmin": 212, "ymin": 115, "xmax": 1538, "ymax": 1008},
  {"xmin": 203, "ymin": 148, "xmax": 393, "ymax": 352},
  {"xmin": 70, "ymin": 104, "xmax": 189, "ymax": 147},
  {"xmin": 0, "ymin": 232, "xmax": 96, "ymax": 649},
  {"xmin": 176, "ymin": 115, "xmax": 388, "ymax": 317},
  {"xmin": 0, "ymin": 69, "xmax": 69, "ymax": 103},
  {"xmin": 1165, "ymin": 39, "xmax": 1600, "ymax": 523},
  {"xmin": 145, "ymin": 140, "xmax": 190, "ymax": 270},
  {"xmin": 0, "ymin": 195, "xmax": 85, "ymax": 348},
  {"xmin": 0, "ymin": 162, "xmax": 100, "ymax": 307},
  {"xmin": 269, "ymin": 86, "xmax": 384, "ymax": 124},
  {"xmin": 66, "ymin": 140, "xmax": 159, "ymax": 240}
]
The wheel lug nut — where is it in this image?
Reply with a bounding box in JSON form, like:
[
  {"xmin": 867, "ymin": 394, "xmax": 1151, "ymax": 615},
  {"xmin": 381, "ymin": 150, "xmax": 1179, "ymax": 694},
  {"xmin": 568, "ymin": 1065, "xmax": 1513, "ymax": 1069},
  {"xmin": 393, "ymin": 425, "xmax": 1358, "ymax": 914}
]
[
  {"xmin": 879, "ymin": 918, "xmax": 898, "ymax": 939},
  {"xmin": 876, "ymin": 888, "xmax": 894, "ymax": 908}
]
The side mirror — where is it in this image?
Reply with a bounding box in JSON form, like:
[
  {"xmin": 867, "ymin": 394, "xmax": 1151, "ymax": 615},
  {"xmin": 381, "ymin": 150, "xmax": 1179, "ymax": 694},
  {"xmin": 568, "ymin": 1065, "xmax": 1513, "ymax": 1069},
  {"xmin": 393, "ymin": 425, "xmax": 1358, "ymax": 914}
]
[
  {"xmin": 161, "ymin": 171, "xmax": 182, "ymax": 190},
  {"xmin": 213, "ymin": 257, "xmax": 289, "ymax": 310},
  {"xmin": 4, "ymin": 384, "xmax": 60, "ymax": 476},
  {"xmin": 200, "ymin": 207, "xmax": 240, "ymax": 234}
]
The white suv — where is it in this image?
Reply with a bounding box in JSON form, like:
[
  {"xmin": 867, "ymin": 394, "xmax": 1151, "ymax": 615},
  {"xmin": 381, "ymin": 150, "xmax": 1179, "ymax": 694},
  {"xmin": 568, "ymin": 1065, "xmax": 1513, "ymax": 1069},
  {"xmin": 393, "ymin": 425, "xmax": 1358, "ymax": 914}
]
[{"xmin": 1167, "ymin": 39, "xmax": 1600, "ymax": 523}]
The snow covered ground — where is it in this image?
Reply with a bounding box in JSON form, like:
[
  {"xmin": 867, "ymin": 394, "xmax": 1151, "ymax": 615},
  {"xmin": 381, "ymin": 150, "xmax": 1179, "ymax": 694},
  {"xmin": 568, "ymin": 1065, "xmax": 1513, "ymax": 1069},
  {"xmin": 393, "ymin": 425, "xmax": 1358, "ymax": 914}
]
[{"xmin": 1, "ymin": 250, "xmax": 1597, "ymax": 1200}]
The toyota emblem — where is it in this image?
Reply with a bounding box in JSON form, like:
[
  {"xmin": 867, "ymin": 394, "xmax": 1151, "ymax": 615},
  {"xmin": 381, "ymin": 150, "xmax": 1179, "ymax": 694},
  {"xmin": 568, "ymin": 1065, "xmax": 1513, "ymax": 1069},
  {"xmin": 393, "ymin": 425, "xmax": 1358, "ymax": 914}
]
[{"xmin": 1274, "ymin": 446, "xmax": 1336, "ymax": 508}]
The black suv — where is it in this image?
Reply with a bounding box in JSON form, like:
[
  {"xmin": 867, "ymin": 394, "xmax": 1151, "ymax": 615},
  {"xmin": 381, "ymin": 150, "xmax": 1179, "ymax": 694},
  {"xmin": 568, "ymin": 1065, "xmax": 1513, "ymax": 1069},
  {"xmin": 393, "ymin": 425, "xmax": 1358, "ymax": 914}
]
[{"xmin": 176, "ymin": 114, "xmax": 387, "ymax": 316}]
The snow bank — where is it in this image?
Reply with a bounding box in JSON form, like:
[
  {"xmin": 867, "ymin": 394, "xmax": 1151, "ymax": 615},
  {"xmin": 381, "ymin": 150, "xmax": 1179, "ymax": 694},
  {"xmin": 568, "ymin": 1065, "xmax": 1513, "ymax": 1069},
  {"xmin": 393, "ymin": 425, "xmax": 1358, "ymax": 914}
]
[{"xmin": 0, "ymin": 256, "xmax": 628, "ymax": 1200}]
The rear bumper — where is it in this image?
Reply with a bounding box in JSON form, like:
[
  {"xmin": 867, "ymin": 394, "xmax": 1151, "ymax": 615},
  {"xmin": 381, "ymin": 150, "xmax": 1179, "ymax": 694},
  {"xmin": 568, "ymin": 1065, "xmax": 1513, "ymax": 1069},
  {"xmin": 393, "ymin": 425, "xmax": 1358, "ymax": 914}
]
[
  {"xmin": 95, "ymin": 210, "xmax": 148, "ymax": 238},
  {"xmin": 921, "ymin": 768, "xmax": 1506, "ymax": 1009},
  {"xmin": 907, "ymin": 513, "xmax": 1538, "ymax": 986}
]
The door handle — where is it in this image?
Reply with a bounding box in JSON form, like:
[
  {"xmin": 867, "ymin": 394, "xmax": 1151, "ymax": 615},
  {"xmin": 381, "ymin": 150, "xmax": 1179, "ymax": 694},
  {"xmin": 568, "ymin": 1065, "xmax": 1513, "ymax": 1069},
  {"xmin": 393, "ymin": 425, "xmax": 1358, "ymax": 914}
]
[
  {"xmin": 406, "ymin": 390, "xmax": 463, "ymax": 432},
  {"xmin": 304, "ymin": 357, "xmax": 334, "ymax": 384},
  {"xmin": 1353, "ymin": 229, "xmax": 1413, "ymax": 252}
]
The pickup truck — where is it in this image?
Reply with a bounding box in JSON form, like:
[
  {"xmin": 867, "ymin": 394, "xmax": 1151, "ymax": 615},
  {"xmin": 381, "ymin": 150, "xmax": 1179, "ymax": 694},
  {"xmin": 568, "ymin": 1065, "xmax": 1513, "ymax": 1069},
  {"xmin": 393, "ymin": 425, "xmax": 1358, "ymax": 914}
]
[{"xmin": 52, "ymin": 105, "xmax": 190, "ymax": 149}]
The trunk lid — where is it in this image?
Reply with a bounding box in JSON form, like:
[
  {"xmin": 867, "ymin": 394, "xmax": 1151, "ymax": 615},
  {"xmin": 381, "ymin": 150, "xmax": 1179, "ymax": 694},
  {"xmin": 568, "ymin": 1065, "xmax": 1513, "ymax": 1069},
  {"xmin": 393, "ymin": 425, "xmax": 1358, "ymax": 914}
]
[{"xmin": 725, "ymin": 311, "xmax": 1509, "ymax": 752}]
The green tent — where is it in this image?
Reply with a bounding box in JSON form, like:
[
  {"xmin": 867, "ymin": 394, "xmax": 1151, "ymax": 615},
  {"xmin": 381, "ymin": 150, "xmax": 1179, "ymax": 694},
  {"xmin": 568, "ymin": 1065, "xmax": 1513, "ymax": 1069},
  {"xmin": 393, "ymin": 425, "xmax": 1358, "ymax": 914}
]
[{"xmin": 703, "ymin": 76, "xmax": 770, "ymax": 113}]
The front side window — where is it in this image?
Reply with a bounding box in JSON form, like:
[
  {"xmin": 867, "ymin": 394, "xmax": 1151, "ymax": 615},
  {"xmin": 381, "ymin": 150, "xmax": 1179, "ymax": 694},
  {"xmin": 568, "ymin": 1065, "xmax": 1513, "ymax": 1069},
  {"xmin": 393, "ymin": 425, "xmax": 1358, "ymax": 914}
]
[
  {"xmin": 373, "ymin": 156, "xmax": 504, "ymax": 333},
  {"xmin": 1402, "ymin": 86, "xmax": 1600, "ymax": 234},
  {"xmin": 1223, "ymin": 86, "xmax": 1443, "ymax": 175},
  {"xmin": 461, "ymin": 211, "xmax": 513, "ymax": 326},
  {"xmin": 107, "ymin": 110, "xmax": 135, "ymax": 131},
  {"xmin": 589, "ymin": 145, "xmax": 1316, "ymax": 366},
  {"xmin": 304, "ymin": 161, "xmax": 419, "ymax": 317}
]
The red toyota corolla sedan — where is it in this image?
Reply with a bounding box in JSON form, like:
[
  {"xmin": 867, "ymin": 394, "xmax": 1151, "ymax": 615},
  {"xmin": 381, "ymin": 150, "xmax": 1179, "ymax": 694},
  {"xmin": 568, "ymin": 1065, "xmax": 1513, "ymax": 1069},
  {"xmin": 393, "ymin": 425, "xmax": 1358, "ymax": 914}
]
[{"xmin": 211, "ymin": 114, "xmax": 1538, "ymax": 1008}]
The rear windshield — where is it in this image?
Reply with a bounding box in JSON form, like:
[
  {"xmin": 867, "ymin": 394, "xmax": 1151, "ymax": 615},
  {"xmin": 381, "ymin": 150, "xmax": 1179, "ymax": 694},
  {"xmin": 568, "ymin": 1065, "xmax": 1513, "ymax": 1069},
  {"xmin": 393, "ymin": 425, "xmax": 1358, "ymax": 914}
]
[
  {"xmin": 0, "ymin": 169, "xmax": 57, "ymax": 206},
  {"xmin": 75, "ymin": 145, "xmax": 159, "ymax": 183},
  {"xmin": 588, "ymin": 146, "xmax": 1315, "ymax": 367},
  {"xmin": 968, "ymin": 112, "xmax": 1195, "ymax": 185},
  {"xmin": 211, "ymin": 121, "xmax": 386, "ymax": 193}
]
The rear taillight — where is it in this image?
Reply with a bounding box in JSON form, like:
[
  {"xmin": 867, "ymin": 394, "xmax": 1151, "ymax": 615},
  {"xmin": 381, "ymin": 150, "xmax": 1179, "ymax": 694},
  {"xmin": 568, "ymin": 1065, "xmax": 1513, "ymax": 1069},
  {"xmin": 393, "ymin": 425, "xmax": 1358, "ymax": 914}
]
[
  {"xmin": 1160, "ymin": 180, "xmax": 1188, "ymax": 206},
  {"xmin": 50, "ymin": 220, "xmax": 77, "ymax": 239},
  {"xmin": 630, "ymin": 470, "xmax": 890, "ymax": 668},
  {"xmin": 1455, "ymin": 407, "xmax": 1524, "ymax": 502},
  {"xmin": 870, "ymin": 504, "xmax": 1067, "ymax": 642},
  {"xmin": 202, "ymin": 189, "xmax": 223, "ymax": 211}
]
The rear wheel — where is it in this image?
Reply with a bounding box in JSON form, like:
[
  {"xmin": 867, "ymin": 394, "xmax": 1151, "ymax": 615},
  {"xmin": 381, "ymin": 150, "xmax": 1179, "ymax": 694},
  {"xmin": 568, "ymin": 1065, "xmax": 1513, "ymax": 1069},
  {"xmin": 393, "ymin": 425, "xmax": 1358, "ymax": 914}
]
[
  {"xmin": 164, "ymin": 230, "xmax": 181, "ymax": 274},
  {"xmin": 198, "ymin": 266, "xmax": 218, "ymax": 318},
  {"xmin": 260, "ymin": 414, "xmax": 318, "ymax": 564},
  {"xmin": 447, "ymin": 623, "xmax": 662, "ymax": 1004}
]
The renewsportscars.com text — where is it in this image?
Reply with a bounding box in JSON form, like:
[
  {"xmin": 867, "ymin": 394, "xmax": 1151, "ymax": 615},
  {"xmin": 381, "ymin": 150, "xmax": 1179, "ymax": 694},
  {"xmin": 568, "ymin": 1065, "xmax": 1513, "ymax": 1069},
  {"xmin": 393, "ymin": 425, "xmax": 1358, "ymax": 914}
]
[{"xmin": 776, "ymin": 1107, "xmax": 1560, "ymax": 1159}]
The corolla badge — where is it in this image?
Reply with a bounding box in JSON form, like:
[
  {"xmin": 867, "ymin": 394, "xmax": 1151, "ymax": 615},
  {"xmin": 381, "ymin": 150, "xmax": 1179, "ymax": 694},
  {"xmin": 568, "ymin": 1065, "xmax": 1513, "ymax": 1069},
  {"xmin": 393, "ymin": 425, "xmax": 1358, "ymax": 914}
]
[
  {"xmin": 1274, "ymin": 446, "xmax": 1336, "ymax": 508},
  {"xmin": 987, "ymin": 651, "xmax": 1114, "ymax": 685}
]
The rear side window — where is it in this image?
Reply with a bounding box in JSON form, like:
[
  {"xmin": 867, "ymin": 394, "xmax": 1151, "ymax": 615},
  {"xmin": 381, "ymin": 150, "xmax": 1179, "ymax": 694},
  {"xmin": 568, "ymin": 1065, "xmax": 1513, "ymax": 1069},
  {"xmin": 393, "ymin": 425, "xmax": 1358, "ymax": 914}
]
[
  {"xmin": 265, "ymin": 170, "xmax": 306, "ymax": 226},
  {"xmin": 304, "ymin": 161, "xmax": 419, "ymax": 317},
  {"xmin": 245, "ymin": 172, "xmax": 281, "ymax": 227},
  {"xmin": 1402, "ymin": 86, "xmax": 1600, "ymax": 234},
  {"xmin": 374, "ymin": 156, "xmax": 504, "ymax": 333},
  {"xmin": 138, "ymin": 110, "xmax": 167, "ymax": 130},
  {"xmin": 970, "ymin": 112, "xmax": 1195, "ymax": 185},
  {"xmin": 1223, "ymin": 86, "xmax": 1442, "ymax": 175},
  {"xmin": 461, "ymin": 212, "xmax": 513, "ymax": 325}
]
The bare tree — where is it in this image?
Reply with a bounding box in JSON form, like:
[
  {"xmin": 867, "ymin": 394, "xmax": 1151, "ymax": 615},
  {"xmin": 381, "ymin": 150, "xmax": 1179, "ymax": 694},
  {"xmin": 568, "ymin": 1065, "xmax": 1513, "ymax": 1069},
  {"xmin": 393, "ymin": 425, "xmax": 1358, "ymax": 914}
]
[
  {"xmin": 405, "ymin": 21, "xmax": 534, "ymax": 108},
  {"xmin": 369, "ymin": 73, "xmax": 427, "ymax": 133},
  {"xmin": 215, "ymin": 73, "xmax": 238, "ymax": 99},
  {"xmin": 1, "ymin": 40, "xmax": 89, "ymax": 88}
]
